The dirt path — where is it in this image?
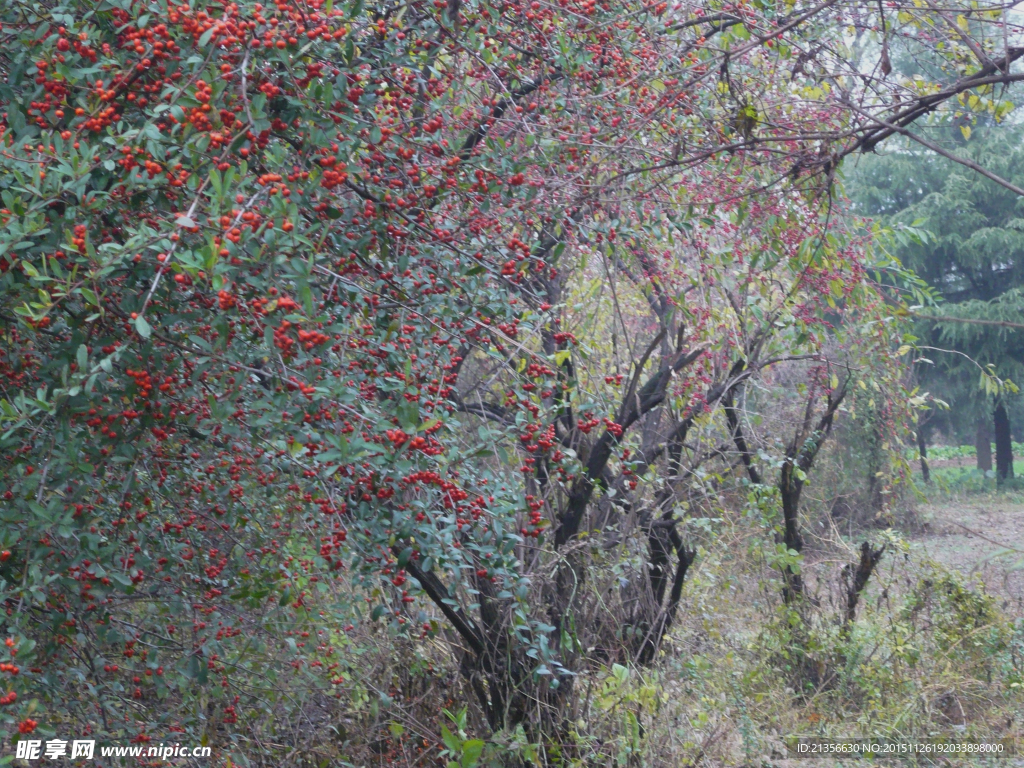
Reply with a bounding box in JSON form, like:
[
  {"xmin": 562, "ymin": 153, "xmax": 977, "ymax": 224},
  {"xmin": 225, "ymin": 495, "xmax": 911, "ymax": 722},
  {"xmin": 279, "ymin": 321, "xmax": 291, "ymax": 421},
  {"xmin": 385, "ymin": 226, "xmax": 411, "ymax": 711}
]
[{"xmin": 912, "ymin": 494, "xmax": 1024, "ymax": 611}]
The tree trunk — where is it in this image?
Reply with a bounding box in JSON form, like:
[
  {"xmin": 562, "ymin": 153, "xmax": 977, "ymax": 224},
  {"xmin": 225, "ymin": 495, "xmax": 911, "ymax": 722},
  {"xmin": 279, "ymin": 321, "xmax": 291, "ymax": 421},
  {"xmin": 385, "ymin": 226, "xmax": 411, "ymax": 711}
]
[
  {"xmin": 844, "ymin": 542, "xmax": 885, "ymax": 627},
  {"xmin": 976, "ymin": 418, "xmax": 993, "ymax": 473},
  {"xmin": 778, "ymin": 460, "xmax": 805, "ymax": 601},
  {"xmin": 917, "ymin": 429, "xmax": 930, "ymax": 483},
  {"xmin": 994, "ymin": 402, "xmax": 1014, "ymax": 482}
]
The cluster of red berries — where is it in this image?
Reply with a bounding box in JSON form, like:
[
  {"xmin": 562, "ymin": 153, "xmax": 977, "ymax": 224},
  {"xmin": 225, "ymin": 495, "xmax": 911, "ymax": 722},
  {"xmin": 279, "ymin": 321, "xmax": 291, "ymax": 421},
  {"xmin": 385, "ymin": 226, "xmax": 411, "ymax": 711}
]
[
  {"xmin": 285, "ymin": 377, "xmax": 317, "ymax": 399},
  {"xmin": 522, "ymin": 495, "xmax": 544, "ymax": 537},
  {"xmin": 71, "ymin": 224, "xmax": 88, "ymax": 254},
  {"xmin": 577, "ymin": 413, "xmax": 600, "ymax": 434},
  {"xmin": 125, "ymin": 368, "xmax": 154, "ymax": 398},
  {"xmin": 273, "ymin": 320, "xmax": 297, "ymax": 357},
  {"xmin": 602, "ymin": 418, "xmax": 623, "ymax": 437},
  {"xmin": 296, "ymin": 328, "xmax": 330, "ymax": 350}
]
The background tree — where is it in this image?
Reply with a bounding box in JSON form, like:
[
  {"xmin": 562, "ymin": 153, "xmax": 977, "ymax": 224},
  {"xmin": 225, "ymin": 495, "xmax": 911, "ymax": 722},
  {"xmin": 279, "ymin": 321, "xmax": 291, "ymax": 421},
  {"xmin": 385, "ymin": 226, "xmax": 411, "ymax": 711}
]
[{"xmin": 848, "ymin": 127, "xmax": 1024, "ymax": 480}]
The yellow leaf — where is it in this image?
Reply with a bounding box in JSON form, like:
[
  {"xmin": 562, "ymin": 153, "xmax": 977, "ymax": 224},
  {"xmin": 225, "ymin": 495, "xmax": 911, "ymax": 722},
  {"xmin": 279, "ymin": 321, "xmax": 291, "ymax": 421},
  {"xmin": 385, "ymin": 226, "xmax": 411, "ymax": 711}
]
[
  {"xmin": 960, "ymin": 124, "xmax": 971, "ymax": 141},
  {"xmin": 897, "ymin": 345, "xmax": 911, "ymax": 356}
]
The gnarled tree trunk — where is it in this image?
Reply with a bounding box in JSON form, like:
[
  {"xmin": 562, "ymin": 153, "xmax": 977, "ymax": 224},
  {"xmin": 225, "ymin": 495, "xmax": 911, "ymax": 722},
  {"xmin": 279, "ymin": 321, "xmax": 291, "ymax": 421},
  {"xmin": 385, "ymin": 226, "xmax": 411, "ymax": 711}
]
[{"xmin": 843, "ymin": 542, "xmax": 885, "ymax": 627}]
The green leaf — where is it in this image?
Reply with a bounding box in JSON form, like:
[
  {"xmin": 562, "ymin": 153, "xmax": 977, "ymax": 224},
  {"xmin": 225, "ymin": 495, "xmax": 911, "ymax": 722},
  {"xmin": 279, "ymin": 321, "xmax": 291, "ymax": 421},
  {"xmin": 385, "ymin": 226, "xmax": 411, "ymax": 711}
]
[
  {"xmin": 80, "ymin": 287, "xmax": 99, "ymax": 307},
  {"xmin": 135, "ymin": 315, "xmax": 152, "ymax": 338},
  {"xmin": 396, "ymin": 547, "xmax": 414, "ymax": 567},
  {"xmin": 209, "ymin": 167, "xmax": 223, "ymax": 196},
  {"xmin": 461, "ymin": 740, "xmax": 484, "ymax": 767},
  {"xmin": 440, "ymin": 725, "xmax": 461, "ymax": 754},
  {"xmin": 198, "ymin": 25, "xmax": 216, "ymax": 47}
]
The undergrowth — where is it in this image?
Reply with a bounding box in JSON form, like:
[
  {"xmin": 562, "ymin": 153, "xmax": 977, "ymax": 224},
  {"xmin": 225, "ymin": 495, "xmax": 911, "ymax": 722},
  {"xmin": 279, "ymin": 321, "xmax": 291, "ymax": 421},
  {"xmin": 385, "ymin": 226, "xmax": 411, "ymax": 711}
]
[{"xmin": 303, "ymin": 503, "xmax": 1024, "ymax": 767}]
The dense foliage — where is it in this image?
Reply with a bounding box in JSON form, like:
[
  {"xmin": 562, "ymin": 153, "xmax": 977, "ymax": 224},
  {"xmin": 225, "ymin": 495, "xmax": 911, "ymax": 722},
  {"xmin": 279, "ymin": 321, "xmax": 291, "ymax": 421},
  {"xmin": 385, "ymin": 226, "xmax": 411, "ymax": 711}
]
[{"xmin": 2, "ymin": 0, "xmax": 1023, "ymax": 760}]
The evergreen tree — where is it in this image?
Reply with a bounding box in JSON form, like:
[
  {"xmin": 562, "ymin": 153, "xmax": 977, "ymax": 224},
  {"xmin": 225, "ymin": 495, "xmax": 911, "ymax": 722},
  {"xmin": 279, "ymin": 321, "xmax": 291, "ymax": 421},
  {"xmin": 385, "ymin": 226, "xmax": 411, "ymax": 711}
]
[{"xmin": 848, "ymin": 127, "xmax": 1024, "ymax": 480}]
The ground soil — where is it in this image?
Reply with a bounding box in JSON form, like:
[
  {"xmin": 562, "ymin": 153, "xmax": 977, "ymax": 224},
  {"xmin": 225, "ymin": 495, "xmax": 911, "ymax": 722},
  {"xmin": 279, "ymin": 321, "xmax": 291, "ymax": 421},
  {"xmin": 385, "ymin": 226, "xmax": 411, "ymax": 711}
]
[{"xmin": 913, "ymin": 494, "xmax": 1024, "ymax": 609}]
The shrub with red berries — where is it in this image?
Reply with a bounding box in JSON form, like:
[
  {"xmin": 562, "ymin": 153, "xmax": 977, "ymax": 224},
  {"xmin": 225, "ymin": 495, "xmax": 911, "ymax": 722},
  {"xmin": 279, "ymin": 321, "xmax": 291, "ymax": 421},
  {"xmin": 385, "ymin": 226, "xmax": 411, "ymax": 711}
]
[{"xmin": 0, "ymin": 0, "xmax": 1013, "ymax": 756}]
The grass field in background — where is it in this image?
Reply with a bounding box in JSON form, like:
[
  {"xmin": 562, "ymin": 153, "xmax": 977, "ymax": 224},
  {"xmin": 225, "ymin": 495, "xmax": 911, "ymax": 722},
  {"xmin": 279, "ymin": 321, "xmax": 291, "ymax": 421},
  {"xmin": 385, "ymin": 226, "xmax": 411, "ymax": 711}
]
[
  {"xmin": 913, "ymin": 444, "xmax": 1024, "ymax": 492},
  {"xmin": 924, "ymin": 442, "xmax": 1024, "ymax": 461}
]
